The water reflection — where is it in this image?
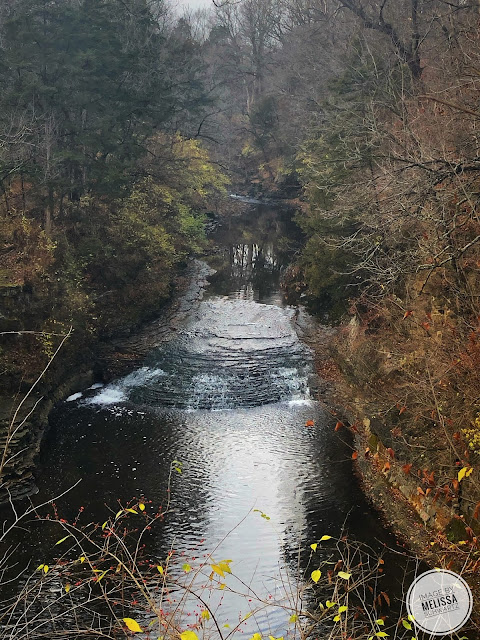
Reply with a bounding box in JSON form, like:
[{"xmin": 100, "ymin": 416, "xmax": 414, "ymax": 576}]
[
  {"xmin": 1, "ymin": 203, "xmax": 417, "ymax": 638},
  {"xmin": 206, "ymin": 204, "xmax": 302, "ymax": 304}
]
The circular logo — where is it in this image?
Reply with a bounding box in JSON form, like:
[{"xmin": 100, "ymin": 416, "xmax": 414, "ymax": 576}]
[{"xmin": 406, "ymin": 569, "xmax": 473, "ymax": 635}]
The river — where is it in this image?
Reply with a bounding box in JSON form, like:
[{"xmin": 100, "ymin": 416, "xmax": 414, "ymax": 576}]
[{"xmin": 5, "ymin": 202, "xmax": 415, "ymax": 637}]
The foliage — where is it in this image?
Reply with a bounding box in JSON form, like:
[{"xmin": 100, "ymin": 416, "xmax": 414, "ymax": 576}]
[{"xmin": 0, "ymin": 490, "xmax": 424, "ymax": 640}]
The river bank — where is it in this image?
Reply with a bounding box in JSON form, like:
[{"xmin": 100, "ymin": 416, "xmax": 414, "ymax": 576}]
[
  {"xmin": 304, "ymin": 317, "xmax": 480, "ymax": 628},
  {"xmin": 0, "ymin": 258, "xmax": 214, "ymax": 503}
]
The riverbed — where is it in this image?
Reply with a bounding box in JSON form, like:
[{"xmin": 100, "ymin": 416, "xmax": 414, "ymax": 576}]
[{"xmin": 7, "ymin": 203, "xmax": 415, "ymax": 636}]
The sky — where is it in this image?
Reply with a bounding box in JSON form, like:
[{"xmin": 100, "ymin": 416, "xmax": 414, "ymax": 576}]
[{"xmin": 173, "ymin": 0, "xmax": 214, "ymax": 12}]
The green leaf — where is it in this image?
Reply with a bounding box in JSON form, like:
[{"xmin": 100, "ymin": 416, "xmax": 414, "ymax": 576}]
[
  {"xmin": 123, "ymin": 618, "xmax": 143, "ymax": 633},
  {"xmin": 311, "ymin": 569, "xmax": 321, "ymax": 583},
  {"xmin": 55, "ymin": 535, "xmax": 70, "ymax": 545},
  {"xmin": 182, "ymin": 563, "xmax": 192, "ymax": 573},
  {"xmin": 402, "ymin": 620, "xmax": 412, "ymax": 631}
]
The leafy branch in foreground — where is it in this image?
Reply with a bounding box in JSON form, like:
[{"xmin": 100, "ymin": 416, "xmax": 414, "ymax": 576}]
[{"xmin": 0, "ymin": 485, "xmax": 429, "ymax": 640}]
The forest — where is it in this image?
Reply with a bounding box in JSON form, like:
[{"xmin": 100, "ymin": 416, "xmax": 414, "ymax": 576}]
[{"xmin": 2, "ymin": 0, "xmax": 480, "ymax": 638}]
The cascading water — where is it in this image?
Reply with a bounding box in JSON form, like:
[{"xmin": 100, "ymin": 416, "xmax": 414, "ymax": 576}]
[{"xmin": 87, "ymin": 299, "xmax": 312, "ymax": 411}]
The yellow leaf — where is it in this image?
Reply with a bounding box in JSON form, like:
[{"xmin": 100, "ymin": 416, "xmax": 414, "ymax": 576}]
[
  {"xmin": 37, "ymin": 564, "xmax": 44, "ymax": 571},
  {"xmin": 310, "ymin": 543, "xmax": 318, "ymax": 552},
  {"xmin": 338, "ymin": 606, "xmax": 348, "ymax": 614},
  {"xmin": 80, "ymin": 556, "xmax": 86, "ymax": 564},
  {"xmin": 338, "ymin": 571, "xmax": 351, "ymax": 580},
  {"xmin": 219, "ymin": 583, "xmax": 226, "ymax": 590},
  {"xmin": 326, "ymin": 600, "xmax": 336, "ymax": 608},
  {"xmin": 218, "ymin": 561, "xmax": 232, "ymax": 574},
  {"xmin": 375, "ymin": 633, "xmax": 388, "ymax": 638},
  {"xmin": 180, "ymin": 632, "xmax": 199, "ymax": 640},
  {"xmin": 311, "ymin": 569, "xmax": 321, "ymax": 583},
  {"xmin": 43, "ymin": 565, "xmax": 49, "ymax": 574},
  {"xmin": 139, "ymin": 503, "xmax": 145, "ymax": 511},
  {"xmin": 126, "ymin": 508, "xmax": 138, "ymax": 514},
  {"xmin": 376, "ymin": 619, "xmax": 384, "ymax": 625},
  {"xmin": 289, "ymin": 614, "xmax": 298, "ymax": 623},
  {"xmin": 182, "ymin": 563, "xmax": 192, "ymax": 573},
  {"xmin": 97, "ymin": 570, "xmax": 108, "ymax": 582},
  {"xmin": 333, "ymin": 615, "xmax": 340, "ymax": 622},
  {"xmin": 250, "ymin": 634, "xmax": 261, "ymax": 640},
  {"xmin": 466, "ymin": 467, "xmax": 474, "ymax": 477},
  {"xmin": 101, "ymin": 521, "xmax": 108, "ymax": 530},
  {"xmin": 458, "ymin": 467, "xmax": 467, "ymax": 482},
  {"xmin": 123, "ymin": 618, "xmax": 143, "ymax": 633},
  {"xmin": 201, "ymin": 610, "xmax": 210, "ymax": 620},
  {"xmin": 115, "ymin": 510, "xmax": 123, "ymax": 519},
  {"xmin": 224, "ymin": 624, "xmax": 230, "ymax": 629},
  {"xmin": 402, "ymin": 620, "xmax": 412, "ymax": 630},
  {"xmin": 320, "ymin": 535, "xmax": 332, "ymax": 541},
  {"xmin": 157, "ymin": 565, "xmax": 164, "ymax": 575},
  {"xmin": 211, "ymin": 564, "xmax": 224, "ymax": 577},
  {"xmin": 65, "ymin": 583, "xmax": 71, "ymax": 593},
  {"xmin": 55, "ymin": 535, "xmax": 70, "ymax": 545}
]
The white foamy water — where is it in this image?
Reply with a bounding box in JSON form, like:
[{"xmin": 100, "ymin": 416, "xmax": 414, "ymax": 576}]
[
  {"xmin": 86, "ymin": 367, "xmax": 166, "ymax": 406},
  {"xmin": 66, "ymin": 392, "xmax": 83, "ymax": 402}
]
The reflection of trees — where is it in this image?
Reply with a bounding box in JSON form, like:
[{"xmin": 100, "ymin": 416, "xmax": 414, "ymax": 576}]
[
  {"xmin": 209, "ymin": 204, "xmax": 302, "ymax": 300},
  {"xmin": 230, "ymin": 243, "xmax": 279, "ymax": 278}
]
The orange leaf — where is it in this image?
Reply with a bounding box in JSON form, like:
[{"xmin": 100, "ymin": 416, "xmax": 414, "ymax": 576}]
[
  {"xmin": 398, "ymin": 406, "xmax": 406, "ymax": 415},
  {"xmin": 422, "ymin": 322, "xmax": 431, "ymax": 331},
  {"xmin": 417, "ymin": 487, "xmax": 425, "ymax": 496},
  {"xmin": 402, "ymin": 463, "xmax": 412, "ymax": 475},
  {"xmin": 305, "ymin": 420, "xmax": 314, "ymax": 427},
  {"xmin": 383, "ymin": 461, "xmax": 391, "ymax": 472},
  {"xmin": 381, "ymin": 591, "xmax": 390, "ymax": 607},
  {"xmin": 453, "ymin": 432, "xmax": 461, "ymax": 442},
  {"xmin": 352, "ymin": 451, "xmax": 358, "ymax": 460},
  {"xmin": 403, "ymin": 310, "xmax": 413, "ymax": 319},
  {"xmin": 387, "ymin": 447, "xmax": 395, "ymax": 458},
  {"xmin": 334, "ymin": 421, "xmax": 344, "ymax": 431}
]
